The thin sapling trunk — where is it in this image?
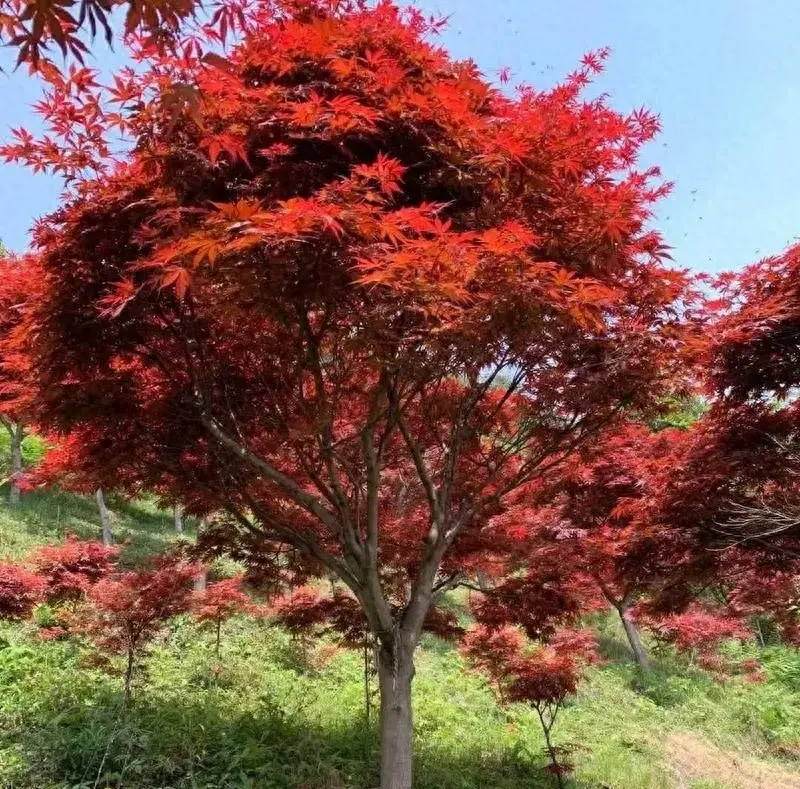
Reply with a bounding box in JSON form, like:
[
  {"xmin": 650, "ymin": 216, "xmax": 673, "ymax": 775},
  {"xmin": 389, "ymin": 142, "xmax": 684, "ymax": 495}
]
[{"xmin": 534, "ymin": 702, "xmax": 566, "ymax": 789}]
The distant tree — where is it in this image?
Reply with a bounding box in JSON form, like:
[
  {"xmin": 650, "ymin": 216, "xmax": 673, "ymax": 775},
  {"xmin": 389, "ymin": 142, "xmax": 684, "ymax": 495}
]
[
  {"xmin": 173, "ymin": 503, "xmax": 184, "ymax": 534},
  {"xmin": 31, "ymin": 436, "xmax": 114, "ymax": 541},
  {"xmin": 461, "ymin": 422, "xmax": 708, "ymax": 671},
  {"xmin": 10, "ymin": 4, "xmax": 687, "ymax": 784},
  {"xmin": 75, "ymin": 557, "xmax": 197, "ymax": 702},
  {"xmin": 95, "ymin": 488, "xmax": 114, "ymax": 547},
  {"xmin": 554, "ymin": 423, "xmax": 703, "ymax": 669},
  {"xmin": 191, "ymin": 575, "xmax": 255, "ymax": 659}
]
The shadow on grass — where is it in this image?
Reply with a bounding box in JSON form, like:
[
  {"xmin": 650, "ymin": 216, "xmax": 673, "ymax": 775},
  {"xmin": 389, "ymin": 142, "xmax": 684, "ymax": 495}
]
[{"xmin": 0, "ymin": 674, "xmax": 594, "ymax": 789}]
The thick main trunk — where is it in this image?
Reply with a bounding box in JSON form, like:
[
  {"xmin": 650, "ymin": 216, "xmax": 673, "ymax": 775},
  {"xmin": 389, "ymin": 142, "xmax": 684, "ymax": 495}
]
[
  {"xmin": 8, "ymin": 423, "xmax": 22, "ymax": 507},
  {"xmin": 617, "ymin": 606, "xmax": 651, "ymax": 670},
  {"xmin": 377, "ymin": 648, "xmax": 415, "ymax": 789},
  {"xmin": 96, "ymin": 488, "xmax": 113, "ymax": 546}
]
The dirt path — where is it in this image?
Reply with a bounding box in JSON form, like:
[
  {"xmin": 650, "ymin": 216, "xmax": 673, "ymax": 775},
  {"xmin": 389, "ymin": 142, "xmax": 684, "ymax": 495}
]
[{"xmin": 667, "ymin": 731, "xmax": 800, "ymax": 789}]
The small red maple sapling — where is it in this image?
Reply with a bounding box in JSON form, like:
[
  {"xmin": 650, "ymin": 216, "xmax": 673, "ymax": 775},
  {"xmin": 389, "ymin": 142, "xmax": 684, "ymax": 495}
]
[
  {"xmin": 31, "ymin": 533, "xmax": 119, "ymax": 604},
  {"xmin": 0, "ymin": 563, "xmax": 46, "ymax": 621},
  {"xmin": 191, "ymin": 575, "xmax": 255, "ymax": 659},
  {"xmin": 462, "ymin": 625, "xmax": 599, "ymax": 789},
  {"xmin": 75, "ymin": 557, "xmax": 197, "ymax": 702}
]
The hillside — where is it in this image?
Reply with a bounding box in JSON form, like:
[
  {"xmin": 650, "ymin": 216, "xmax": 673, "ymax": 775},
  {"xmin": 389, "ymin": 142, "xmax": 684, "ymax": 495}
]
[{"xmin": 1, "ymin": 492, "xmax": 799, "ymax": 789}]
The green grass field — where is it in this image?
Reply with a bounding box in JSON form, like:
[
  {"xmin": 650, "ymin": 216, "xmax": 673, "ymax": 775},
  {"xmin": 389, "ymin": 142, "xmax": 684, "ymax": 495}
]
[{"xmin": 1, "ymin": 490, "xmax": 799, "ymax": 789}]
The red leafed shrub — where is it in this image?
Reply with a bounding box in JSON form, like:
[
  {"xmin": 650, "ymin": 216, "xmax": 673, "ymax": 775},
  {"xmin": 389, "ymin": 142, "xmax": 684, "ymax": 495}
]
[
  {"xmin": 270, "ymin": 587, "xmax": 335, "ymax": 639},
  {"xmin": 649, "ymin": 604, "xmax": 749, "ymax": 654},
  {"xmin": 76, "ymin": 557, "xmax": 198, "ymax": 701},
  {"xmin": 0, "ymin": 563, "xmax": 46, "ymax": 620},
  {"xmin": 32, "ymin": 534, "xmax": 119, "ymax": 603},
  {"xmin": 646, "ymin": 604, "xmax": 755, "ymax": 679},
  {"xmin": 191, "ymin": 575, "xmax": 256, "ymax": 658}
]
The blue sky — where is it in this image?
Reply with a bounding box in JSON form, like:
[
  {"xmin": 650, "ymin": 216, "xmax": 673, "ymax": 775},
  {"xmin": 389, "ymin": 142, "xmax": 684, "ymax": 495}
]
[{"xmin": 3, "ymin": 0, "xmax": 800, "ymax": 274}]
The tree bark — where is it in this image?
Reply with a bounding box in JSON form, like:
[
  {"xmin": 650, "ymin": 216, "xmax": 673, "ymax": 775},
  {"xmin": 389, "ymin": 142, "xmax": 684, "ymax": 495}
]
[
  {"xmin": 534, "ymin": 703, "xmax": 565, "ymax": 789},
  {"xmin": 194, "ymin": 568, "xmax": 208, "ymax": 591},
  {"xmin": 96, "ymin": 488, "xmax": 113, "ymax": 546},
  {"xmin": 123, "ymin": 647, "xmax": 135, "ymax": 705},
  {"xmin": 377, "ymin": 646, "xmax": 415, "ymax": 789},
  {"xmin": 173, "ymin": 502, "xmax": 184, "ymax": 534},
  {"xmin": 8, "ymin": 423, "xmax": 23, "ymax": 507},
  {"xmin": 475, "ymin": 570, "xmax": 492, "ymax": 592},
  {"xmin": 617, "ymin": 606, "xmax": 651, "ymax": 670}
]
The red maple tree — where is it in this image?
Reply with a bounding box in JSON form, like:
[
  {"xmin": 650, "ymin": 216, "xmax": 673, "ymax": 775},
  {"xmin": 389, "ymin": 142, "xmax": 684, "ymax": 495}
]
[
  {"xmin": 554, "ymin": 422, "xmax": 702, "ymax": 668},
  {"xmin": 665, "ymin": 249, "xmax": 800, "ymax": 556},
  {"xmin": 75, "ymin": 556, "xmax": 197, "ymax": 702},
  {"xmin": 462, "ymin": 624, "xmax": 599, "ymax": 789},
  {"xmin": 8, "ymin": 3, "xmax": 687, "ymax": 784},
  {"xmin": 191, "ymin": 575, "xmax": 256, "ymax": 658}
]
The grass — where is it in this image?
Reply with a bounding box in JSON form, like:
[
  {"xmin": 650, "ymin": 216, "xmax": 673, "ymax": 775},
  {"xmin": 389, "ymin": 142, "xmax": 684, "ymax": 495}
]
[
  {"xmin": 0, "ymin": 485, "xmax": 197, "ymax": 565},
  {"xmin": 0, "ymin": 490, "xmax": 799, "ymax": 788}
]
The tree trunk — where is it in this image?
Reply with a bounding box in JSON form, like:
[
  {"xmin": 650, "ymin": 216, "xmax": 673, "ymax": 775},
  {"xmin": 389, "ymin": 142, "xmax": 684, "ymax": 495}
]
[
  {"xmin": 123, "ymin": 647, "xmax": 135, "ymax": 705},
  {"xmin": 534, "ymin": 704, "xmax": 565, "ymax": 789},
  {"xmin": 194, "ymin": 568, "xmax": 208, "ymax": 591},
  {"xmin": 377, "ymin": 647, "xmax": 415, "ymax": 789},
  {"xmin": 96, "ymin": 488, "xmax": 113, "ymax": 546},
  {"xmin": 173, "ymin": 502, "xmax": 184, "ymax": 534},
  {"xmin": 475, "ymin": 570, "xmax": 492, "ymax": 592},
  {"xmin": 8, "ymin": 423, "xmax": 23, "ymax": 507},
  {"xmin": 617, "ymin": 606, "xmax": 651, "ymax": 670}
]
